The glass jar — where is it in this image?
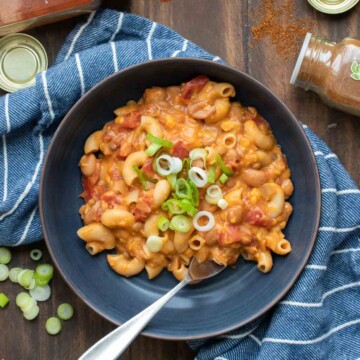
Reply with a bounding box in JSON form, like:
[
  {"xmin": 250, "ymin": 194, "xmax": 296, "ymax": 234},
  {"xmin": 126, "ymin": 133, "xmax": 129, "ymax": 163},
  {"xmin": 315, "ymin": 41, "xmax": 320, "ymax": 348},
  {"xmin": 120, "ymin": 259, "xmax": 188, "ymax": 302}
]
[
  {"xmin": 0, "ymin": 0, "xmax": 101, "ymax": 37},
  {"xmin": 290, "ymin": 32, "xmax": 360, "ymax": 117}
]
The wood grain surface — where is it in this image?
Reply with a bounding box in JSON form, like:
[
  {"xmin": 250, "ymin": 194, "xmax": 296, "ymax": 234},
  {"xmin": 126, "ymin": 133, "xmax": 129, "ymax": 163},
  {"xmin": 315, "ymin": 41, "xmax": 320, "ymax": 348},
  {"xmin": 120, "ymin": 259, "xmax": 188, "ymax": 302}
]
[{"xmin": 0, "ymin": 1, "xmax": 359, "ymax": 360}]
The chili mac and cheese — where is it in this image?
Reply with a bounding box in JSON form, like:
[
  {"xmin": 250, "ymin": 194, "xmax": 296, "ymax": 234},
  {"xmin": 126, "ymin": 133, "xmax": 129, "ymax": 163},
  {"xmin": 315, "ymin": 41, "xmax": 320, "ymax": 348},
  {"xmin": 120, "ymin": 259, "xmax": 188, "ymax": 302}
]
[{"xmin": 77, "ymin": 76, "xmax": 294, "ymax": 281}]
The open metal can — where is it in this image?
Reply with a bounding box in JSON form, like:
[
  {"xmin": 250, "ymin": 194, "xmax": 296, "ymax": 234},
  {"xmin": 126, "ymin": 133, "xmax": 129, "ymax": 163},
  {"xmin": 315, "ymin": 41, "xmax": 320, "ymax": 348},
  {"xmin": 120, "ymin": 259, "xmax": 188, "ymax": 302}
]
[
  {"xmin": 308, "ymin": 0, "xmax": 359, "ymax": 14},
  {"xmin": 0, "ymin": 33, "xmax": 48, "ymax": 92}
]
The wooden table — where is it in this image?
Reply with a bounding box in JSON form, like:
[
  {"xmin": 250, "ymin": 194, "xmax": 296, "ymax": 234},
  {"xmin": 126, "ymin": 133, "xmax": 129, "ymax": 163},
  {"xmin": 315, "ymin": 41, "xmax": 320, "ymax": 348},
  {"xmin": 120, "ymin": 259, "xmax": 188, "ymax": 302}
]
[{"xmin": 1, "ymin": 1, "xmax": 359, "ymax": 359}]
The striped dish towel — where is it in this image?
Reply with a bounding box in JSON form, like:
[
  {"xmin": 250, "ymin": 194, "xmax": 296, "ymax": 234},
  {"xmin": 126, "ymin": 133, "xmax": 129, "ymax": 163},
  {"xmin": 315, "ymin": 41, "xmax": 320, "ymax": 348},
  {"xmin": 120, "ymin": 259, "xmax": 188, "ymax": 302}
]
[{"xmin": 0, "ymin": 9, "xmax": 359, "ymax": 360}]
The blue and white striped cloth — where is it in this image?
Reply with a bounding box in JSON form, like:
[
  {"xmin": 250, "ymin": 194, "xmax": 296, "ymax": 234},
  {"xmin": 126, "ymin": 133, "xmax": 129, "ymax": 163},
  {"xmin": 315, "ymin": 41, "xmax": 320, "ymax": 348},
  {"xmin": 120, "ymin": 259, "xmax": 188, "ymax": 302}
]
[{"xmin": 0, "ymin": 9, "xmax": 359, "ymax": 359}]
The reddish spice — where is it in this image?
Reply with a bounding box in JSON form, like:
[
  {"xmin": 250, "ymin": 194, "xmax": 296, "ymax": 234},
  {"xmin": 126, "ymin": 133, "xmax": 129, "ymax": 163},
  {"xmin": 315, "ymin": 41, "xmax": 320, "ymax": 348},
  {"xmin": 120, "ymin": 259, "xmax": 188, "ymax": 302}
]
[{"xmin": 251, "ymin": 0, "xmax": 312, "ymax": 59}]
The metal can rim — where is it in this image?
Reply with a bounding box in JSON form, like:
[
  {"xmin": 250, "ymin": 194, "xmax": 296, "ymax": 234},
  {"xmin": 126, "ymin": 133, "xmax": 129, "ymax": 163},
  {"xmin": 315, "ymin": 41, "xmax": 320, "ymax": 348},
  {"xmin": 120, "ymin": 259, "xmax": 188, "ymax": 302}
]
[
  {"xmin": 0, "ymin": 33, "xmax": 48, "ymax": 93},
  {"xmin": 307, "ymin": 0, "xmax": 359, "ymax": 14}
]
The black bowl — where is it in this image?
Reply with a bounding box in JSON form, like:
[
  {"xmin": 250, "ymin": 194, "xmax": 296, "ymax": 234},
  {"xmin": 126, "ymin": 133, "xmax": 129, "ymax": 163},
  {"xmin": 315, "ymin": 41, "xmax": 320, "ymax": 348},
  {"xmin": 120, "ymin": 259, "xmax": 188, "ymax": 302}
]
[{"xmin": 39, "ymin": 58, "xmax": 321, "ymax": 340}]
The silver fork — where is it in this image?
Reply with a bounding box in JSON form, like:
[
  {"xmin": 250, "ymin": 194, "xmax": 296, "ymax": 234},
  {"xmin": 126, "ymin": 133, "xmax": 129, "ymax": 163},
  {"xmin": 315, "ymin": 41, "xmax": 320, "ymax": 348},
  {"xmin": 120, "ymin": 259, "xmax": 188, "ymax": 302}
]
[{"xmin": 78, "ymin": 258, "xmax": 225, "ymax": 360}]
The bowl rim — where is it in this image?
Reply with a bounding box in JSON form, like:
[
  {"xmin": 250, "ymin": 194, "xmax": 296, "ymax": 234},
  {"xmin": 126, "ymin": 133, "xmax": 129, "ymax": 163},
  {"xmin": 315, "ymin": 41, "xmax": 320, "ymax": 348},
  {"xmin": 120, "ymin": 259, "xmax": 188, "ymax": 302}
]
[{"xmin": 39, "ymin": 57, "xmax": 321, "ymax": 340}]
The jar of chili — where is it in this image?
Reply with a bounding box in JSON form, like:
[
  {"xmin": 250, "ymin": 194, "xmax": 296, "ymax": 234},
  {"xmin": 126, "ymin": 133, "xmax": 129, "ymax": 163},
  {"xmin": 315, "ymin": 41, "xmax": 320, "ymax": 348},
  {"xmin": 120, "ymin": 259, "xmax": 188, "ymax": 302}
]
[
  {"xmin": 0, "ymin": 0, "xmax": 101, "ymax": 37},
  {"xmin": 290, "ymin": 32, "xmax": 360, "ymax": 117}
]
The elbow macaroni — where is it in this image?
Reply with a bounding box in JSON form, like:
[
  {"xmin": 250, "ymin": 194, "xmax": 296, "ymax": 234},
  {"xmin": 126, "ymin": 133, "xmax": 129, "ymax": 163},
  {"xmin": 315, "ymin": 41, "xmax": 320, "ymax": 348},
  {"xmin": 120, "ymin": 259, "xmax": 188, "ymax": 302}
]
[{"xmin": 78, "ymin": 76, "xmax": 294, "ymax": 281}]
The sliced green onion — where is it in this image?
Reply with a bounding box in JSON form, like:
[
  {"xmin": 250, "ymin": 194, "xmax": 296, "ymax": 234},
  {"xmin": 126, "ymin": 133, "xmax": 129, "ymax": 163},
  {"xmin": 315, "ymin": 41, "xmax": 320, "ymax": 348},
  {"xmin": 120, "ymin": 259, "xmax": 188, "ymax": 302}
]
[
  {"xmin": 30, "ymin": 285, "xmax": 51, "ymax": 302},
  {"xmin": 162, "ymin": 199, "xmax": 186, "ymax": 214},
  {"xmin": 18, "ymin": 270, "xmax": 35, "ymax": 289},
  {"xmin": 170, "ymin": 215, "xmax": 191, "ymax": 233},
  {"xmin": 45, "ymin": 317, "xmax": 62, "ymax": 335},
  {"xmin": 30, "ymin": 249, "xmax": 43, "ymax": 261},
  {"xmin": 143, "ymin": 170, "xmax": 157, "ymax": 184},
  {"xmin": 0, "ymin": 247, "xmax": 11, "ymax": 264},
  {"xmin": 215, "ymin": 154, "xmax": 233, "ymax": 176},
  {"xmin": 207, "ymin": 164, "xmax": 216, "ymax": 184},
  {"xmin": 145, "ymin": 143, "xmax": 162, "ymax": 156},
  {"xmin": 189, "ymin": 181, "xmax": 199, "ymax": 206},
  {"xmin": 23, "ymin": 304, "xmax": 40, "ymax": 320},
  {"xmin": 146, "ymin": 235, "xmax": 166, "ymax": 252},
  {"xmin": 182, "ymin": 158, "xmax": 190, "ymax": 172},
  {"xmin": 167, "ymin": 174, "xmax": 177, "ymax": 190},
  {"xmin": 35, "ymin": 264, "xmax": 54, "ymax": 282},
  {"xmin": 0, "ymin": 293, "xmax": 9, "ymax": 308},
  {"xmin": 35, "ymin": 277, "xmax": 49, "ymax": 287},
  {"xmin": 9, "ymin": 267, "xmax": 22, "ymax": 283},
  {"xmin": 162, "ymin": 199, "xmax": 197, "ymax": 217},
  {"xmin": 27, "ymin": 278, "xmax": 37, "ymax": 291},
  {"xmin": 193, "ymin": 211, "xmax": 215, "ymax": 232},
  {"xmin": 217, "ymin": 199, "xmax": 229, "ymax": 209},
  {"xmin": 57, "ymin": 303, "xmax": 74, "ymax": 320},
  {"xmin": 175, "ymin": 178, "xmax": 192, "ymax": 199},
  {"xmin": 0, "ymin": 264, "xmax": 9, "ymax": 281},
  {"xmin": 133, "ymin": 165, "xmax": 149, "ymax": 190},
  {"xmin": 205, "ymin": 185, "xmax": 223, "ymax": 205},
  {"xmin": 20, "ymin": 296, "xmax": 37, "ymax": 313},
  {"xmin": 219, "ymin": 173, "xmax": 229, "ymax": 184},
  {"xmin": 180, "ymin": 199, "xmax": 198, "ymax": 217},
  {"xmin": 156, "ymin": 155, "xmax": 173, "ymax": 176},
  {"xmin": 171, "ymin": 157, "xmax": 183, "ymax": 173},
  {"xmin": 188, "ymin": 167, "xmax": 208, "ymax": 188},
  {"xmin": 157, "ymin": 216, "xmax": 170, "ymax": 232},
  {"xmin": 146, "ymin": 133, "xmax": 173, "ymax": 148},
  {"xmin": 16, "ymin": 292, "xmax": 32, "ymax": 309}
]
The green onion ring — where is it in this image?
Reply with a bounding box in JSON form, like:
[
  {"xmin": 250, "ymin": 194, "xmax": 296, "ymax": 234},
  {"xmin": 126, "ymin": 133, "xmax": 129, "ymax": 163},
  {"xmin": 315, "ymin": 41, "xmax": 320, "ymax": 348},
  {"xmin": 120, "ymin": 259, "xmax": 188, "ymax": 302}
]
[
  {"xmin": 170, "ymin": 215, "xmax": 191, "ymax": 233},
  {"xmin": 30, "ymin": 249, "xmax": 43, "ymax": 262},
  {"xmin": 57, "ymin": 303, "xmax": 74, "ymax": 320}
]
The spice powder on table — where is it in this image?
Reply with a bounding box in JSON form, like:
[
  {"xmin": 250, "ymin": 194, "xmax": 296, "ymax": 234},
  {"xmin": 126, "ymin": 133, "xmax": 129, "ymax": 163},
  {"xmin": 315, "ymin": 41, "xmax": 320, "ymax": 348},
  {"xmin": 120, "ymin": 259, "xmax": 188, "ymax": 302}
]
[{"xmin": 251, "ymin": 0, "xmax": 313, "ymax": 59}]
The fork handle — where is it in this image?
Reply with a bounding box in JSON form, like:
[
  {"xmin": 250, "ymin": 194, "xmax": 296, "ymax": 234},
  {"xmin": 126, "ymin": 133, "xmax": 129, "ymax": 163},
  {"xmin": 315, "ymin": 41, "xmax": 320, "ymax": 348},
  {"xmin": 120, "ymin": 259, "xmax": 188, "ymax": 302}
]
[{"xmin": 78, "ymin": 277, "xmax": 190, "ymax": 360}]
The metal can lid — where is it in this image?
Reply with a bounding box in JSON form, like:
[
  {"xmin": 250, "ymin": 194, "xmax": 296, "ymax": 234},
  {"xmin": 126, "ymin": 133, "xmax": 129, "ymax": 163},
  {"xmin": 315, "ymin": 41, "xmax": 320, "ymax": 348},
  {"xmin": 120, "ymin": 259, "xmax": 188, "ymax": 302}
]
[
  {"xmin": 308, "ymin": 0, "xmax": 359, "ymax": 14},
  {"xmin": 0, "ymin": 33, "xmax": 48, "ymax": 93}
]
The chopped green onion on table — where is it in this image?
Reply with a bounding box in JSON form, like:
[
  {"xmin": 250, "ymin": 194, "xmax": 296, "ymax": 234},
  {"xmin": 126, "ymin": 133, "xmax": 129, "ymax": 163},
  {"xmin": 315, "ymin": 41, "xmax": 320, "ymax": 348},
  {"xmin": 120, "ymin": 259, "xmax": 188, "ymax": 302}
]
[
  {"xmin": 30, "ymin": 285, "xmax": 51, "ymax": 302},
  {"xmin": 9, "ymin": 267, "xmax": 22, "ymax": 283},
  {"xmin": 0, "ymin": 264, "xmax": 9, "ymax": 281},
  {"xmin": 30, "ymin": 249, "xmax": 43, "ymax": 261},
  {"xmin": 35, "ymin": 264, "xmax": 54, "ymax": 282},
  {"xmin": 57, "ymin": 303, "xmax": 74, "ymax": 320},
  {"xmin": 0, "ymin": 247, "xmax": 11, "ymax": 264},
  {"xmin": 0, "ymin": 293, "xmax": 9, "ymax": 308},
  {"xmin": 45, "ymin": 317, "xmax": 62, "ymax": 335}
]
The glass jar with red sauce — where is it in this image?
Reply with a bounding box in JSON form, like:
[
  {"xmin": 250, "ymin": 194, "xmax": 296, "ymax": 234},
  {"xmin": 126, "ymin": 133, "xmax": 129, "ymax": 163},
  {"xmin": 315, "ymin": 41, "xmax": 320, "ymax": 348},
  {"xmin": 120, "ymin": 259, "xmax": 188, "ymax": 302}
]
[
  {"xmin": 291, "ymin": 32, "xmax": 360, "ymax": 117},
  {"xmin": 0, "ymin": 0, "xmax": 101, "ymax": 36}
]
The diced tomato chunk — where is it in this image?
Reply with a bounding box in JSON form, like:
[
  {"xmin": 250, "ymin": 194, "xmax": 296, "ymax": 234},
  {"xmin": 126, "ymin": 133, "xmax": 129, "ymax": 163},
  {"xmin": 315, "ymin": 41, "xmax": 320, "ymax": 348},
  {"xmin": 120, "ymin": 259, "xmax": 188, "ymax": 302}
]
[
  {"xmin": 133, "ymin": 191, "xmax": 153, "ymax": 222},
  {"xmin": 171, "ymin": 141, "xmax": 189, "ymax": 159},
  {"xmin": 182, "ymin": 75, "xmax": 209, "ymax": 99},
  {"xmin": 80, "ymin": 177, "xmax": 94, "ymax": 202},
  {"xmin": 142, "ymin": 160, "xmax": 155, "ymax": 178},
  {"xmin": 244, "ymin": 207, "xmax": 273, "ymax": 228},
  {"xmin": 120, "ymin": 110, "xmax": 142, "ymax": 129}
]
